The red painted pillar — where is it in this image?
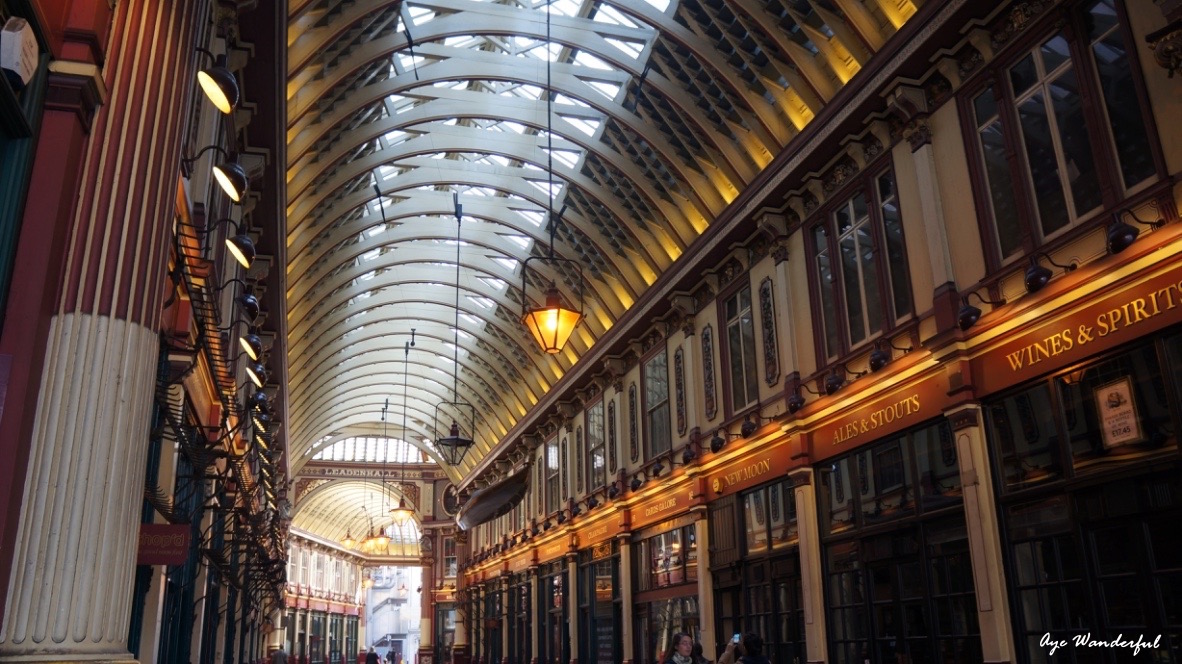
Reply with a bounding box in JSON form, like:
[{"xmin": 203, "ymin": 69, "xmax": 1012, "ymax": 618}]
[
  {"xmin": 0, "ymin": 0, "xmax": 110, "ymax": 639},
  {"xmin": 0, "ymin": 0, "xmax": 211, "ymax": 660}
]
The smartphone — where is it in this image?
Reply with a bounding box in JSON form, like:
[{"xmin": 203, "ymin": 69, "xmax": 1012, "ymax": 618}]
[{"xmin": 732, "ymin": 634, "xmax": 741, "ymax": 644}]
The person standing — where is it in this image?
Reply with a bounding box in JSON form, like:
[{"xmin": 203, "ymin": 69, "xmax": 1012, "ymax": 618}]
[
  {"xmin": 666, "ymin": 632, "xmax": 694, "ymax": 664},
  {"xmin": 366, "ymin": 647, "xmax": 380, "ymax": 664},
  {"xmin": 270, "ymin": 645, "xmax": 289, "ymax": 664}
]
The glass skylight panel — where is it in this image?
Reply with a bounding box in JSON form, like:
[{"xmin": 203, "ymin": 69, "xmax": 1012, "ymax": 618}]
[
  {"xmin": 460, "ymin": 313, "xmax": 483, "ymax": 327},
  {"xmin": 453, "ymin": 327, "xmax": 472, "ymax": 339},
  {"xmin": 467, "ymin": 295, "xmax": 495, "ymax": 309},
  {"xmin": 574, "ymin": 50, "xmax": 614, "ymax": 70},
  {"xmin": 553, "ymin": 150, "xmax": 579, "ymax": 168},
  {"xmin": 516, "ymin": 209, "xmax": 544, "ymax": 227},
  {"xmin": 588, "ymin": 81, "xmax": 622, "ymax": 100},
  {"xmin": 565, "ymin": 116, "xmax": 600, "ymax": 136},
  {"xmin": 503, "ymin": 234, "xmax": 531, "ymax": 249},
  {"xmin": 499, "ymin": 121, "xmax": 528, "ymax": 134},
  {"xmin": 479, "ymin": 276, "xmax": 508, "ymax": 291},
  {"xmin": 555, "ymin": 94, "xmax": 589, "ymax": 108},
  {"xmin": 361, "ymin": 248, "xmax": 381, "ymax": 262},
  {"xmin": 592, "ymin": 4, "xmax": 640, "ymax": 29},
  {"xmin": 604, "ymin": 38, "xmax": 644, "ymax": 59},
  {"xmin": 492, "ymin": 257, "xmax": 519, "ymax": 271},
  {"xmin": 407, "ymin": 6, "xmax": 435, "ymax": 23},
  {"xmin": 366, "ymin": 224, "xmax": 387, "ymax": 238}
]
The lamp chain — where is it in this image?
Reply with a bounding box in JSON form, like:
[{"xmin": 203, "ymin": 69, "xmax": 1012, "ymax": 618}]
[
  {"xmin": 546, "ymin": 0, "xmax": 556, "ymax": 259},
  {"xmin": 453, "ymin": 199, "xmax": 462, "ymax": 403},
  {"xmin": 402, "ymin": 337, "xmax": 410, "ymax": 503}
]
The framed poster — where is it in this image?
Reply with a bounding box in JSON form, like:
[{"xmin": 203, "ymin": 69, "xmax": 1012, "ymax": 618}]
[{"xmin": 1094, "ymin": 376, "xmax": 1143, "ymax": 449}]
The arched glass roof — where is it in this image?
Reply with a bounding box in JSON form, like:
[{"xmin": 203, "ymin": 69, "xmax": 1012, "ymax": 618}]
[
  {"xmin": 312, "ymin": 435, "xmax": 429, "ymax": 464},
  {"xmin": 285, "ymin": 0, "xmax": 921, "ymax": 497}
]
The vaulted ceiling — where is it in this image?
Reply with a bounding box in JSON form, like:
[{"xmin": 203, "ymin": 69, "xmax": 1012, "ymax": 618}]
[{"xmin": 284, "ymin": 0, "xmax": 920, "ymax": 487}]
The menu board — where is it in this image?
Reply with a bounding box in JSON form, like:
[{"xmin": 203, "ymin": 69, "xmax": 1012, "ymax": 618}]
[{"xmin": 595, "ymin": 620, "xmax": 615, "ymax": 664}]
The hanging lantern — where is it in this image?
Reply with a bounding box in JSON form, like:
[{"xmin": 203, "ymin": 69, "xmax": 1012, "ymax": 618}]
[{"xmin": 521, "ymin": 281, "xmax": 582, "ymax": 354}]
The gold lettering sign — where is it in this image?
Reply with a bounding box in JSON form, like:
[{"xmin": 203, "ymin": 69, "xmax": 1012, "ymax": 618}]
[
  {"xmin": 976, "ymin": 268, "xmax": 1182, "ymax": 395},
  {"xmin": 832, "ymin": 394, "xmax": 922, "ymax": 446},
  {"xmin": 712, "ymin": 458, "xmax": 773, "ymax": 494},
  {"xmin": 1005, "ymin": 279, "xmax": 1182, "ymax": 371},
  {"xmin": 632, "ymin": 491, "xmax": 687, "ymax": 529}
]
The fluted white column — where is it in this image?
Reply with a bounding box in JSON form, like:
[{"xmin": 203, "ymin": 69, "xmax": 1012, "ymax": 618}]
[
  {"xmin": 790, "ymin": 468, "xmax": 827, "ymax": 664},
  {"xmin": 0, "ymin": 315, "xmax": 157, "ymax": 661}
]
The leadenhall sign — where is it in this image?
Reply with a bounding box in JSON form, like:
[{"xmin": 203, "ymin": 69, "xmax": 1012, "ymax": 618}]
[{"xmin": 972, "ymin": 264, "xmax": 1182, "ymax": 395}]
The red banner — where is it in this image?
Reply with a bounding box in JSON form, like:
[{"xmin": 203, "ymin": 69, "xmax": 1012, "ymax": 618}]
[{"xmin": 137, "ymin": 523, "xmax": 191, "ymax": 565}]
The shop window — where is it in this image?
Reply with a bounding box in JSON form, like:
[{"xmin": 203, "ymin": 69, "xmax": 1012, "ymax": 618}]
[
  {"xmin": 579, "ymin": 544, "xmax": 621, "ymax": 664},
  {"xmin": 723, "ymin": 284, "xmax": 759, "ymax": 412},
  {"xmin": 962, "ymin": 0, "xmax": 1159, "ymax": 263},
  {"xmin": 509, "ymin": 573, "xmax": 532, "ymax": 664},
  {"xmin": 444, "ymin": 537, "xmax": 457, "ymax": 578},
  {"xmin": 546, "ymin": 436, "xmax": 559, "ymax": 513},
  {"xmin": 636, "ymin": 596, "xmax": 699, "ymax": 664},
  {"xmin": 742, "ymin": 480, "xmax": 798, "ymax": 556},
  {"xmin": 539, "ymin": 562, "xmax": 569, "ymax": 664},
  {"xmin": 586, "ymin": 399, "xmax": 606, "ymax": 491},
  {"xmin": 987, "ymin": 340, "xmax": 1178, "ymax": 493},
  {"xmin": 824, "ymin": 520, "xmax": 980, "ymax": 664},
  {"xmin": 644, "ymin": 348, "xmax": 671, "ymax": 458},
  {"xmin": 636, "ymin": 525, "xmax": 697, "ymax": 592},
  {"xmin": 810, "ymin": 169, "xmax": 912, "ymax": 362}
]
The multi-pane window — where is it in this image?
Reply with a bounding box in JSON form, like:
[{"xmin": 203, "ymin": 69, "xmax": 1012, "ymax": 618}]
[
  {"xmin": 966, "ymin": 0, "xmax": 1157, "ymax": 263},
  {"xmin": 742, "ymin": 479, "xmax": 798, "ymax": 556},
  {"xmin": 819, "ymin": 417, "xmax": 979, "ymax": 664},
  {"xmin": 724, "ymin": 285, "xmax": 759, "ymax": 412},
  {"xmin": 546, "ymin": 436, "xmax": 560, "ymax": 513},
  {"xmin": 636, "ymin": 525, "xmax": 697, "ymax": 591},
  {"xmin": 811, "ymin": 170, "xmax": 911, "ymax": 361},
  {"xmin": 643, "ymin": 349, "xmax": 671, "ymax": 458},
  {"xmin": 586, "ymin": 399, "xmax": 606, "ymax": 491},
  {"xmin": 444, "ymin": 537, "xmax": 457, "ymax": 578}
]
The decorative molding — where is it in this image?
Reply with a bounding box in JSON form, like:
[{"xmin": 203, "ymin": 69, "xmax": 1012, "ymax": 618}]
[
  {"xmin": 674, "ymin": 348, "xmax": 686, "ymax": 436},
  {"xmin": 576, "ymin": 426, "xmax": 584, "ymax": 493},
  {"xmin": 758, "ymin": 278, "xmax": 780, "ymax": 387},
  {"xmin": 823, "ymin": 157, "xmax": 860, "ymax": 195},
  {"xmin": 948, "ymin": 407, "xmax": 981, "ymax": 432},
  {"xmin": 717, "ymin": 256, "xmax": 745, "ymax": 288},
  {"xmin": 1147, "ymin": 20, "xmax": 1182, "ymax": 77},
  {"xmin": 905, "ymin": 119, "xmax": 933, "ymax": 152},
  {"xmin": 990, "ymin": 0, "xmax": 1054, "ymax": 49},
  {"xmin": 702, "ymin": 325, "xmax": 717, "ymax": 421},
  {"xmin": 628, "ymin": 384, "xmax": 639, "ymax": 463},
  {"xmin": 45, "ymin": 61, "xmax": 108, "ymax": 133},
  {"xmin": 608, "ymin": 399, "xmax": 618, "ymax": 473}
]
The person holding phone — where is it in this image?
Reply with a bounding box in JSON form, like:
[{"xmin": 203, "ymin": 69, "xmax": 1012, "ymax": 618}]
[{"xmin": 718, "ymin": 632, "xmax": 771, "ymax": 664}]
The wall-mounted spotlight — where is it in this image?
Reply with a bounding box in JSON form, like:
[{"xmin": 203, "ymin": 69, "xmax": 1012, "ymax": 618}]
[
  {"xmin": 214, "ymin": 278, "xmax": 261, "ymax": 322},
  {"xmin": 710, "ymin": 428, "xmax": 741, "ymax": 453},
  {"xmin": 868, "ymin": 336, "xmax": 913, "ymax": 372},
  {"xmin": 198, "ymin": 218, "xmax": 255, "ymax": 269},
  {"xmin": 681, "ymin": 434, "xmax": 703, "ymax": 464},
  {"xmin": 787, "ymin": 390, "xmax": 806, "ymax": 414},
  {"xmin": 247, "ymin": 390, "xmax": 270, "ymax": 412},
  {"xmin": 196, "ymin": 48, "xmax": 239, "ymax": 114},
  {"xmin": 1107, "ymin": 208, "xmax": 1164, "ymax": 255},
  {"xmin": 246, "ymin": 361, "xmax": 267, "ymax": 389},
  {"xmin": 958, "ymin": 289, "xmax": 1006, "ymax": 331},
  {"xmin": 1024, "ymin": 252, "xmax": 1078, "ymax": 294},
  {"xmin": 239, "ymin": 332, "xmax": 264, "ymax": 361},
  {"xmin": 629, "ymin": 471, "xmax": 647, "ymax": 492},
  {"xmin": 824, "ymin": 365, "xmax": 864, "ymax": 395},
  {"xmin": 182, "ymin": 145, "xmax": 249, "ymax": 202}
]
